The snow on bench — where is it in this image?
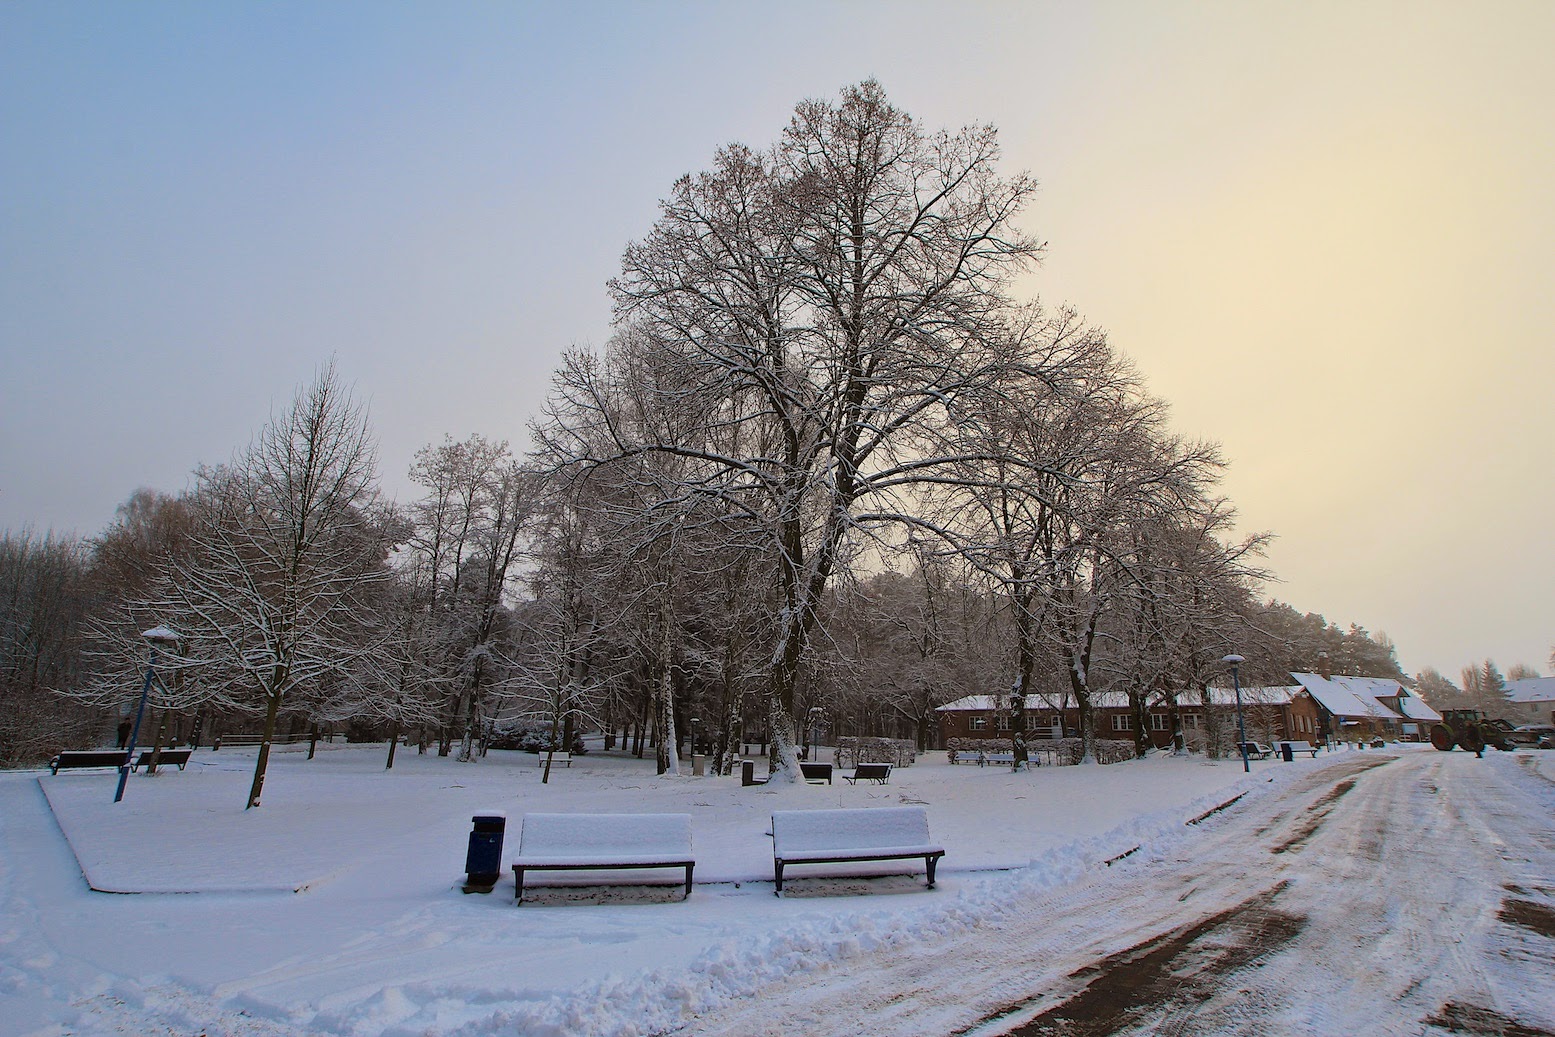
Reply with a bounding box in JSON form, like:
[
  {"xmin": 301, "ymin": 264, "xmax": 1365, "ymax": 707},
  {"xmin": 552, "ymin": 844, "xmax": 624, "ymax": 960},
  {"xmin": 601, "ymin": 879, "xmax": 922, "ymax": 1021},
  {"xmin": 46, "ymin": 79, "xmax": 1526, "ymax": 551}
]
[
  {"xmin": 534, "ymin": 751, "xmax": 572, "ymax": 768},
  {"xmin": 1237, "ymin": 742, "xmax": 1274, "ymax": 760},
  {"xmin": 770, "ymin": 806, "xmax": 944, "ymax": 895},
  {"xmin": 509, "ymin": 812, "xmax": 695, "ymax": 905},
  {"xmin": 48, "ymin": 750, "xmax": 128, "ymax": 775},
  {"xmin": 1279, "ymin": 740, "xmax": 1321, "ymax": 758},
  {"xmin": 843, "ymin": 763, "xmax": 891, "ymax": 784}
]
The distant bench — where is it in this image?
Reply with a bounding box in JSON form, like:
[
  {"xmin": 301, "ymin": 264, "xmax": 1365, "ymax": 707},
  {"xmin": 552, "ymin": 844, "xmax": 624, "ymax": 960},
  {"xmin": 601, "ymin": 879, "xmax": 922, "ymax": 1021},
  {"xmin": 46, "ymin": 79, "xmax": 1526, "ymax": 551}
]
[
  {"xmin": 535, "ymin": 751, "xmax": 572, "ymax": 768},
  {"xmin": 800, "ymin": 762, "xmax": 833, "ymax": 784},
  {"xmin": 1237, "ymin": 742, "xmax": 1275, "ymax": 760},
  {"xmin": 1279, "ymin": 740, "xmax": 1321, "ymax": 758},
  {"xmin": 131, "ymin": 748, "xmax": 193, "ymax": 772},
  {"xmin": 770, "ymin": 806, "xmax": 945, "ymax": 895},
  {"xmin": 48, "ymin": 750, "xmax": 128, "ymax": 775},
  {"xmin": 843, "ymin": 763, "xmax": 892, "ymax": 785},
  {"xmin": 510, "ymin": 812, "xmax": 695, "ymax": 905},
  {"xmin": 980, "ymin": 752, "xmax": 1015, "ymax": 766}
]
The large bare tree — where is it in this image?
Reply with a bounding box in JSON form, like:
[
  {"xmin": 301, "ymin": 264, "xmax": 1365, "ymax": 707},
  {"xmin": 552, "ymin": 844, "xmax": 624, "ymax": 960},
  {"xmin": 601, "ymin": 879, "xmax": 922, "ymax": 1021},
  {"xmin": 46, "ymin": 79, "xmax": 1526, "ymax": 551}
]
[
  {"xmin": 133, "ymin": 364, "xmax": 389, "ymax": 808},
  {"xmin": 538, "ymin": 81, "xmax": 1040, "ymax": 779}
]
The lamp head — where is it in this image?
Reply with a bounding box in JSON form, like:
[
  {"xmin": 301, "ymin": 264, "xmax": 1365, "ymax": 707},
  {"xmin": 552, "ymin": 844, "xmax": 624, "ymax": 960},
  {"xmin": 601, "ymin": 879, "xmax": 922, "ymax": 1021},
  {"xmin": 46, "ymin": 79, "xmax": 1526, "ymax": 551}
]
[
  {"xmin": 141, "ymin": 626, "xmax": 182, "ymax": 649},
  {"xmin": 1222, "ymin": 654, "xmax": 1244, "ymax": 666}
]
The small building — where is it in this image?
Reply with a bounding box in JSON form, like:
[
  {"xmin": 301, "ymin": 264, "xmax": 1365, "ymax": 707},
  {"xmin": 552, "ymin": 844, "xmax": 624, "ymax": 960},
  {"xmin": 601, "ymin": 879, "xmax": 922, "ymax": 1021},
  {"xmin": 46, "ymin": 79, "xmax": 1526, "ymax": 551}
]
[
  {"xmin": 935, "ymin": 685, "xmax": 1322, "ymax": 753},
  {"xmin": 1290, "ymin": 672, "xmax": 1434, "ymax": 744},
  {"xmin": 1502, "ymin": 676, "xmax": 1555, "ymax": 727}
]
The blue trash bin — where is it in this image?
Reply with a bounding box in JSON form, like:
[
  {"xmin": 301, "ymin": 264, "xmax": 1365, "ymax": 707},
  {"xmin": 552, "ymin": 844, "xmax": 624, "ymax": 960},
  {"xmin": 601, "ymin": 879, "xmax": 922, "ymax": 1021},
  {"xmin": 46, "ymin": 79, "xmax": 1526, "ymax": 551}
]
[{"xmin": 464, "ymin": 813, "xmax": 506, "ymax": 892}]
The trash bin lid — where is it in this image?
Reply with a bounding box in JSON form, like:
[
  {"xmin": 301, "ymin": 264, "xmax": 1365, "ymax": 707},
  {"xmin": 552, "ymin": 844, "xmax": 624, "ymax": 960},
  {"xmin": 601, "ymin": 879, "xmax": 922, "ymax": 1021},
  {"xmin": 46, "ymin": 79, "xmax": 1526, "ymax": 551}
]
[{"xmin": 472, "ymin": 811, "xmax": 507, "ymax": 823}]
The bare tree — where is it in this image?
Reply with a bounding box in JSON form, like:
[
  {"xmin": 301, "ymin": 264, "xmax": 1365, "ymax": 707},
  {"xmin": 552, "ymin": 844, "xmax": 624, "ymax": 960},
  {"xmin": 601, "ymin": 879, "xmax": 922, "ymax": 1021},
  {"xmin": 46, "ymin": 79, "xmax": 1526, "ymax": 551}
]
[
  {"xmin": 121, "ymin": 364, "xmax": 389, "ymax": 808},
  {"xmin": 0, "ymin": 531, "xmax": 99, "ymax": 765},
  {"xmin": 540, "ymin": 81, "xmax": 1040, "ymax": 780}
]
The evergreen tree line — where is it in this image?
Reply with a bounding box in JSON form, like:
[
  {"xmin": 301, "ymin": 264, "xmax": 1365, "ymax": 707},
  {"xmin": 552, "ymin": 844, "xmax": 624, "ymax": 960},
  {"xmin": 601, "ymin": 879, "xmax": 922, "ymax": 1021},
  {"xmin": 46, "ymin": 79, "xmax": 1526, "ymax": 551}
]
[{"xmin": 9, "ymin": 83, "xmax": 1516, "ymax": 796}]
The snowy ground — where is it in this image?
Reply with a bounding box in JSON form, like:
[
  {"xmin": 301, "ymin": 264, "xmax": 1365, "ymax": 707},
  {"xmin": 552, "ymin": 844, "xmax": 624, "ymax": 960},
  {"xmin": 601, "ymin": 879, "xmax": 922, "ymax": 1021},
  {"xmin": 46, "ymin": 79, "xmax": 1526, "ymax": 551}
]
[{"xmin": 1, "ymin": 741, "xmax": 1551, "ymax": 1036}]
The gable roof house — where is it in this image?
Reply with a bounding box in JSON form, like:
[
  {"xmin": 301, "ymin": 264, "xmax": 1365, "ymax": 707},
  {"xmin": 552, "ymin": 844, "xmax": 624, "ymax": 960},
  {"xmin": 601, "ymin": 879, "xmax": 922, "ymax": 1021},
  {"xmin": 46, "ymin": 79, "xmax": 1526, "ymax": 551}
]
[
  {"xmin": 1290, "ymin": 672, "xmax": 1441, "ymax": 743},
  {"xmin": 1502, "ymin": 676, "xmax": 1555, "ymax": 726}
]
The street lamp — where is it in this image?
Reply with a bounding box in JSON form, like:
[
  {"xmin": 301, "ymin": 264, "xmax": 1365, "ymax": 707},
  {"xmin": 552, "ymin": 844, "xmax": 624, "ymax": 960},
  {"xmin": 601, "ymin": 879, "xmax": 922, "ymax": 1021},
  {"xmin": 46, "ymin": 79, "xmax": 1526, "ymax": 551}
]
[
  {"xmin": 1223, "ymin": 654, "xmax": 1249, "ymax": 774},
  {"xmin": 114, "ymin": 626, "xmax": 181, "ymax": 803},
  {"xmin": 1010, "ymin": 687, "xmax": 1027, "ymax": 771},
  {"xmin": 806, "ymin": 706, "xmax": 823, "ymax": 762}
]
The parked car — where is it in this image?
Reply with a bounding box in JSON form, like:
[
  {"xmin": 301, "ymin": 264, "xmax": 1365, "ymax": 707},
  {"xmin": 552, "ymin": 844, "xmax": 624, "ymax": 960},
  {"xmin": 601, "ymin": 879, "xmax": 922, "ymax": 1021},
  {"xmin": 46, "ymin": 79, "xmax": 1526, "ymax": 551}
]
[{"xmin": 1509, "ymin": 725, "xmax": 1555, "ymax": 749}]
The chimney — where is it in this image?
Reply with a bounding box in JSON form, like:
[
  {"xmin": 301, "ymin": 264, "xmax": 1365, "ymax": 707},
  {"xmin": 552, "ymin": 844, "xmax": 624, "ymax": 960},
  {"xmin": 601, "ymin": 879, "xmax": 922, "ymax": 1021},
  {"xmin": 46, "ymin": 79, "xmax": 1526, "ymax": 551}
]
[{"xmin": 1318, "ymin": 651, "xmax": 1331, "ymax": 680}]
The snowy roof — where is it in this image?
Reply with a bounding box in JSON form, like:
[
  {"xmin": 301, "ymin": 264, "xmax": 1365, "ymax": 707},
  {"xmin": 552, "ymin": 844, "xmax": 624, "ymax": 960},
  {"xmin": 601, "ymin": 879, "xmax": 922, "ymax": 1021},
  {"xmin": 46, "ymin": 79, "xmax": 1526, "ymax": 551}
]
[
  {"xmin": 1504, "ymin": 676, "xmax": 1555, "ymax": 705},
  {"xmin": 1390, "ymin": 693, "xmax": 1442, "ymax": 723},
  {"xmin": 1290, "ymin": 673, "xmax": 1406, "ymax": 721},
  {"xmin": 935, "ymin": 686, "xmax": 1303, "ymax": 712}
]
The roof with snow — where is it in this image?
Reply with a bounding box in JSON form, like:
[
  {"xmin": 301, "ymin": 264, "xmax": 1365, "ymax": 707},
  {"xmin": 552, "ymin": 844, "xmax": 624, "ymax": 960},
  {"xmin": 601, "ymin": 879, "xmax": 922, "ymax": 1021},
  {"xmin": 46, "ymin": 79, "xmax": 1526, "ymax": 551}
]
[
  {"xmin": 1291, "ymin": 673, "xmax": 1406, "ymax": 721},
  {"xmin": 1504, "ymin": 676, "xmax": 1555, "ymax": 704},
  {"xmin": 1388, "ymin": 692, "xmax": 1442, "ymax": 723},
  {"xmin": 935, "ymin": 686, "xmax": 1304, "ymax": 712}
]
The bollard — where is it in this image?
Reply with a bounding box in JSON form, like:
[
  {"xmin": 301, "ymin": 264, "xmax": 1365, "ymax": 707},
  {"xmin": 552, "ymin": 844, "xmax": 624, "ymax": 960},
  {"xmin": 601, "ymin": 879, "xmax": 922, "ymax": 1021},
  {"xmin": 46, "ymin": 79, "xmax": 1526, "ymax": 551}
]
[
  {"xmin": 741, "ymin": 760, "xmax": 756, "ymax": 786},
  {"xmin": 1281, "ymin": 742, "xmax": 1294, "ymax": 762}
]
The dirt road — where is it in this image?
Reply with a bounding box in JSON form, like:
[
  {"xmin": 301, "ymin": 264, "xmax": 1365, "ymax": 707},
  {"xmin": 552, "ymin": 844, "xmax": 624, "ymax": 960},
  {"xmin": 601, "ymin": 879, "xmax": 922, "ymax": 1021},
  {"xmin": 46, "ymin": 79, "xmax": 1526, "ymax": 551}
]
[{"xmin": 682, "ymin": 751, "xmax": 1555, "ymax": 1037}]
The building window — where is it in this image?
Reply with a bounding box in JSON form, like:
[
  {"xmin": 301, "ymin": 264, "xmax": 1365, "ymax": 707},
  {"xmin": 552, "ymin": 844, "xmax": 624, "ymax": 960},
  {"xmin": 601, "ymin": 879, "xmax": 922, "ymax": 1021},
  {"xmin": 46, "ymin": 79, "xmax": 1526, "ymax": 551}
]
[
  {"xmin": 1150, "ymin": 714, "xmax": 1169, "ymax": 731},
  {"xmin": 969, "ymin": 717, "xmax": 989, "ymax": 731},
  {"xmin": 1184, "ymin": 713, "xmax": 1201, "ymax": 729},
  {"xmin": 996, "ymin": 715, "xmax": 1012, "ymax": 731},
  {"xmin": 1111, "ymin": 714, "xmax": 1131, "ymax": 732}
]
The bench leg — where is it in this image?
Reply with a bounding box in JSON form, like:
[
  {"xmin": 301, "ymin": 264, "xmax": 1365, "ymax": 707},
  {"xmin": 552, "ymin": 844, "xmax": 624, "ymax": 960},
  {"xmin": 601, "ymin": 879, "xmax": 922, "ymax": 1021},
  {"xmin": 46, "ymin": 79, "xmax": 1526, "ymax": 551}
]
[
  {"xmin": 926, "ymin": 855, "xmax": 938, "ymax": 889},
  {"xmin": 773, "ymin": 860, "xmax": 784, "ymax": 896},
  {"xmin": 513, "ymin": 867, "xmax": 526, "ymax": 904},
  {"xmin": 684, "ymin": 863, "xmax": 694, "ymax": 900}
]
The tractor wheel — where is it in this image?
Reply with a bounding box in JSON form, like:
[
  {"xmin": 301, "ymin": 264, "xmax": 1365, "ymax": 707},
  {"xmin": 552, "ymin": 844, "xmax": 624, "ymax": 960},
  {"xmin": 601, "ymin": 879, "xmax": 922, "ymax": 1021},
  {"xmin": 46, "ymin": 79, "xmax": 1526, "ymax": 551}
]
[
  {"xmin": 1458, "ymin": 727, "xmax": 1485, "ymax": 754},
  {"xmin": 1429, "ymin": 724, "xmax": 1456, "ymax": 751}
]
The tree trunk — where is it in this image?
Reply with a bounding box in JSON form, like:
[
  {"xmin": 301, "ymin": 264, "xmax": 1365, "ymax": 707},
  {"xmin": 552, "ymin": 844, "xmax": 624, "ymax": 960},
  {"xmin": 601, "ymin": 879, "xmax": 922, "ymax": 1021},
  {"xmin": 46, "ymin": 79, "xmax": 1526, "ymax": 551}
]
[{"xmin": 246, "ymin": 691, "xmax": 283, "ymax": 809}]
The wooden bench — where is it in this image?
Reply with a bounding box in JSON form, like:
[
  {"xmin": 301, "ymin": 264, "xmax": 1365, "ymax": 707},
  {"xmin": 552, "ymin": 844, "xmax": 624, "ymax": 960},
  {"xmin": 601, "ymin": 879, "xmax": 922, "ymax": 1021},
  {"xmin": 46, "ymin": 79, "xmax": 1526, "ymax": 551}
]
[
  {"xmin": 1237, "ymin": 742, "xmax": 1274, "ymax": 760},
  {"xmin": 131, "ymin": 748, "xmax": 193, "ymax": 772},
  {"xmin": 535, "ymin": 751, "xmax": 572, "ymax": 768},
  {"xmin": 510, "ymin": 812, "xmax": 695, "ymax": 905},
  {"xmin": 48, "ymin": 750, "xmax": 128, "ymax": 775},
  {"xmin": 843, "ymin": 763, "xmax": 892, "ymax": 785},
  {"xmin": 770, "ymin": 806, "xmax": 945, "ymax": 895},
  {"xmin": 799, "ymin": 761, "xmax": 833, "ymax": 784},
  {"xmin": 1278, "ymin": 740, "xmax": 1321, "ymax": 758}
]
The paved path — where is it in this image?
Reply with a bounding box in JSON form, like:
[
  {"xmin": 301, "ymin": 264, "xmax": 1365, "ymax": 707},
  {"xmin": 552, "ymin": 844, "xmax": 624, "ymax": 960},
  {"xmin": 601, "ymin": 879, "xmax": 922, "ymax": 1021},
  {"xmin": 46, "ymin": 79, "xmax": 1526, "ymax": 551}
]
[{"xmin": 683, "ymin": 751, "xmax": 1555, "ymax": 1037}]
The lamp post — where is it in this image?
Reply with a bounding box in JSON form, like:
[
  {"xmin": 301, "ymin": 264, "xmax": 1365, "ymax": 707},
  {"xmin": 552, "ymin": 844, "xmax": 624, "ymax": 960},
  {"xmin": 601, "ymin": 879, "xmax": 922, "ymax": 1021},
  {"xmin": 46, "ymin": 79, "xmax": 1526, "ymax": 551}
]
[
  {"xmin": 806, "ymin": 706, "xmax": 823, "ymax": 762},
  {"xmin": 115, "ymin": 626, "xmax": 181, "ymax": 803},
  {"xmin": 1223, "ymin": 654, "xmax": 1248, "ymax": 773},
  {"xmin": 1010, "ymin": 687, "xmax": 1027, "ymax": 771}
]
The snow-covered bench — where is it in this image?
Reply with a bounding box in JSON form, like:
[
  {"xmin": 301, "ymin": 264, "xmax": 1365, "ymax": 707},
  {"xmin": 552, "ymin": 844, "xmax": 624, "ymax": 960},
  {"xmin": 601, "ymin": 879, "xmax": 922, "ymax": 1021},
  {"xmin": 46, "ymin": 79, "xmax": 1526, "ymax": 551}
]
[
  {"xmin": 131, "ymin": 748, "xmax": 192, "ymax": 772},
  {"xmin": 1237, "ymin": 742, "xmax": 1274, "ymax": 760},
  {"xmin": 1278, "ymin": 740, "xmax": 1321, "ymax": 758},
  {"xmin": 799, "ymin": 762, "xmax": 833, "ymax": 784},
  {"xmin": 509, "ymin": 812, "xmax": 695, "ymax": 905},
  {"xmin": 48, "ymin": 750, "xmax": 128, "ymax": 775},
  {"xmin": 843, "ymin": 763, "xmax": 892, "ymax": 784},
  {"xmin": 980, "ymin": 752, "xmax": 1014, "ymax": 766},
  {"xmin": 535, "ymin": 751, "xmax": 572, "ymax": 768},
  {"xmin": 770, "ymin": 806, "xmax": 944, "ymax": 895}
]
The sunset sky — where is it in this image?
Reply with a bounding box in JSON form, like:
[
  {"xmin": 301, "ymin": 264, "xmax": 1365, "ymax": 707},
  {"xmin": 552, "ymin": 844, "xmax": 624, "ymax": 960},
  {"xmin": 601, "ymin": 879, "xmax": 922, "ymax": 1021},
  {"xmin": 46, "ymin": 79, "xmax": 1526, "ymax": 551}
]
[{"xmin": 2, "ymin": 1, "xmax": 1550, "ymax": 680}]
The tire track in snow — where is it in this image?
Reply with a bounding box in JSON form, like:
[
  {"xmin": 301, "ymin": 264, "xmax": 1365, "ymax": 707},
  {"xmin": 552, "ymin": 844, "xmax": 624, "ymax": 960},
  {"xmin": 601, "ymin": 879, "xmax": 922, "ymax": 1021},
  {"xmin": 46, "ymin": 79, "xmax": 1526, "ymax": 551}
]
[{"xmin": 677, "ymin": 753, "xmax": 1555, "ymax": 1037}]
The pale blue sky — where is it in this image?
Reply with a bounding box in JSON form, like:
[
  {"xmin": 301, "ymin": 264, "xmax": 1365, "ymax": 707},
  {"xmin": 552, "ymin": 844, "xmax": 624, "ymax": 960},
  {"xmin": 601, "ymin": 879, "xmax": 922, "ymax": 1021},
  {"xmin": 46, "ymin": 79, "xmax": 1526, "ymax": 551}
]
[{"xmin": 3, "ymin": 1, "xmax": 1551, "ymax": 678}]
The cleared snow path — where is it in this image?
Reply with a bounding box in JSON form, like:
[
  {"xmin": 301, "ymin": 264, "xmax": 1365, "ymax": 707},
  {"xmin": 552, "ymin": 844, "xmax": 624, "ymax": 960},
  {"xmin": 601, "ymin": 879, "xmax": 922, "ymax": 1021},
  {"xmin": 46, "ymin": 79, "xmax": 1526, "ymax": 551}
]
[{"xmin": 679, "ymin": 752, "xmax": 1555, "ymax": 1037}]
